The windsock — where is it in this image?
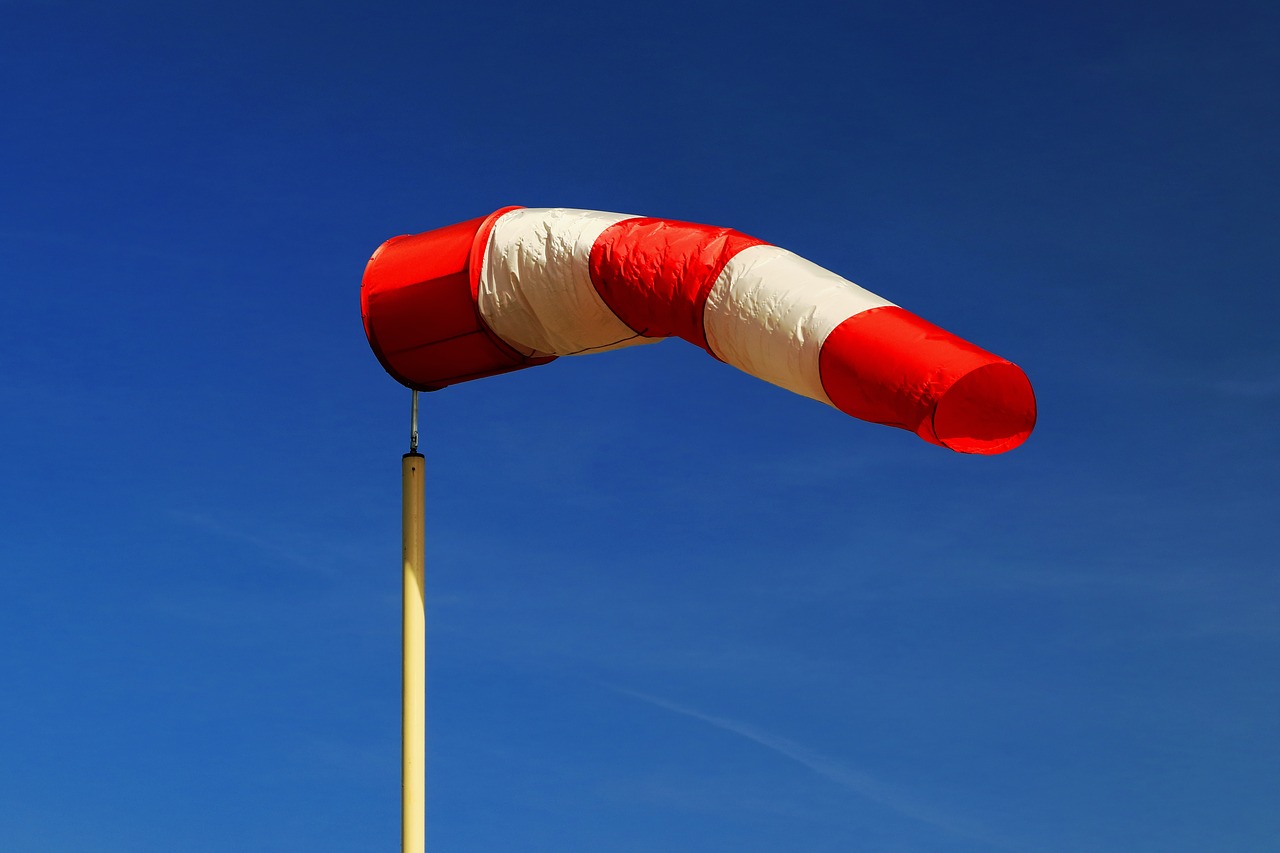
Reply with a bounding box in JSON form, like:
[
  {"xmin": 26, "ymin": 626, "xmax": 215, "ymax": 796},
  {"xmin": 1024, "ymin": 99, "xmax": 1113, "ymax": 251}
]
[{"xmin": 361, "ymin": 207, "xmax": 1036, "ymax": 455}]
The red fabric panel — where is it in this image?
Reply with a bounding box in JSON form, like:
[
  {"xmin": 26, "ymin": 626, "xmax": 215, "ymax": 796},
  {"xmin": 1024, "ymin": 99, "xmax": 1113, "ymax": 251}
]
[
  {"xmin": 360, "ymin": 208, "xmax": 551, "ymax": 391},
  {"xmin": 588, "ymin": 218, "xmax": 767, "ymax": 351},
  {"xmin": 389, "ymin": 331, "xmax": 537, "ymax": 389},
  {"xmin": 819, "ymin": 307, "xmax": 1036, "ymax": 455},
  {"xmin": 366, "ymin": 268, "xmax": 476, "ymax": 355}
]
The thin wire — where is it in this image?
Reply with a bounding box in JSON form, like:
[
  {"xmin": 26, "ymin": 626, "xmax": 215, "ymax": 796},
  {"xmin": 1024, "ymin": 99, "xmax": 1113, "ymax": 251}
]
[{"xmin": 409, "ymin": 390, "xmax": 419, "ymax": 454}]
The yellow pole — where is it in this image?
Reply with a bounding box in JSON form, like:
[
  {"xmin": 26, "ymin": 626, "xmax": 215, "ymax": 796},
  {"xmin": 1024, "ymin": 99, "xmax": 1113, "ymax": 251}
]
[{"xmin": 402, "ymin": 435, "xmax": 425, "ymax": 852}]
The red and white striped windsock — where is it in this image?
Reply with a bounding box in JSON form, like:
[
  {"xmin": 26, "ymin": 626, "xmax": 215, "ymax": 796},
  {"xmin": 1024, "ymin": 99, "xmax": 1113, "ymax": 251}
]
[{"xmin": 361, "ymin": 207, "xmax": 1036, "ymax": 454}]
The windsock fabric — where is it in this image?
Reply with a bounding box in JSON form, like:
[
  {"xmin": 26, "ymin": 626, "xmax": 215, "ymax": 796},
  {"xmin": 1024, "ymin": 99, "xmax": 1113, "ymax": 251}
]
[{"xmin": 362, "ymin": 207, "xmax": 1036, "ymax": 454}]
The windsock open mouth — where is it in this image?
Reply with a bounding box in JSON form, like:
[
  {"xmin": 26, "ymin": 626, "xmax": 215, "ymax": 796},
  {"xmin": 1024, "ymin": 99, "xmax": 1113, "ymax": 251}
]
[{"xmin": 362, "ymin": 207, "xmax": 1037, "ymax": 454}]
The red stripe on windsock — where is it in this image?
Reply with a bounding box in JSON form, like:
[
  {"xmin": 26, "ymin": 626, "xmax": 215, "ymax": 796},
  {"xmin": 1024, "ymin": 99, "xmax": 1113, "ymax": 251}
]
[
  {"xmin": 588, "ymin": 218, "xmax": 767, "ymax": 351},
  {"xmin": 819, "ymin": 307, "xmax": 1036, "ymax": 455},
  {"xmin": 360, "ymin": 207, "xmax": 552, "ymax": 390}
]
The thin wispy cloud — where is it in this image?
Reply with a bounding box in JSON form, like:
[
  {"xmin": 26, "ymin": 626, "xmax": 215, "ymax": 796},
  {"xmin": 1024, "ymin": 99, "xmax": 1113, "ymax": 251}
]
[
  {"xmin": 608, "ymin": 686, "xmax": 1035, "ymax": 852},
  {"xmin": 167, "ymin": 508, "xmax": 324, "ymax": 573}
]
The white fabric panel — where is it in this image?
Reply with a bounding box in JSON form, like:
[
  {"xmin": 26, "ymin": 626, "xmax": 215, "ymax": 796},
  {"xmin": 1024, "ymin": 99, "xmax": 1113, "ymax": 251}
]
[
  {"xmin": 478, "ymin": 207, "xmax": 663, "ymax": 357},
  {"xmin": 703, "ymin": 245, "xmax": 895, "ymax": 404}
]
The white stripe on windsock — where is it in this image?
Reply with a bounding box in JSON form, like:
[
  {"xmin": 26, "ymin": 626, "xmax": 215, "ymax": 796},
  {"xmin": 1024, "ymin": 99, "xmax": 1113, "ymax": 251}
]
[
  {"xmin": 703, "ymin": 244, "xmax": 895, "ymax": 405},
  {"xmin": 477, "ymin": 207, "xmax": 661, "ymax": 357}
]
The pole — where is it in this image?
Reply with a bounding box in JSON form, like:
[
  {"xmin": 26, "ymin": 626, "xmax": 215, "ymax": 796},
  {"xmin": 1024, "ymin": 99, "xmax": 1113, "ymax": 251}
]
[{"xmin": 402, "ymin": 391, "xmax": 425, "ymax": 853}]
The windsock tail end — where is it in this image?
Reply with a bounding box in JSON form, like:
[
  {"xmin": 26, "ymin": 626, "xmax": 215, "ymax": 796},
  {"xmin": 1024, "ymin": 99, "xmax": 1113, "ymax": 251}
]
[
  {"xmin": 820, "ymin": 307, "xmax": 1036, "ymax": 455},
  {"xmin": 929, "ymin": 360, "xmax": 1036, "ymax": 455}
]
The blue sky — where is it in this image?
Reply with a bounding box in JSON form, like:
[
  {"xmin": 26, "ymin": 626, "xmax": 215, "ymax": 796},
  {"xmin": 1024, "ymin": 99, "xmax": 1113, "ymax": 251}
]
[{"xmin": 2, "ymin": 0, "xmax": 1277, "ymax": 850}]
